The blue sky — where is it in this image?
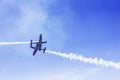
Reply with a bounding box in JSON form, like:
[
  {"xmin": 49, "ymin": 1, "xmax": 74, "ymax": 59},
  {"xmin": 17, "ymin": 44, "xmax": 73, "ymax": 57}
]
[{"xmin": 0, "ymin": 0, "xmax": 120, "ymax": 80}]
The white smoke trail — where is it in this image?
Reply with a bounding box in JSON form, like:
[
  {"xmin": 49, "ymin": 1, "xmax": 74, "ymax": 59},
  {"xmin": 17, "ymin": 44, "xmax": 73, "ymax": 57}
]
[
  {"xmin": 46, "ymin": 50, "xmax": 120, "ymax": 70},
  {"xmin": 0, "ymin": 41, "xmax": 37, "ymax": 45}
]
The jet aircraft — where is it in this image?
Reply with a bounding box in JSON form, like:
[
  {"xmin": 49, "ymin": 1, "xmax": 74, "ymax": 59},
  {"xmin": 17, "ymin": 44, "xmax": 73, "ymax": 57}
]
[{"xmin": 30, "ymin": 34, "xmax": 47, "ymax": 56}]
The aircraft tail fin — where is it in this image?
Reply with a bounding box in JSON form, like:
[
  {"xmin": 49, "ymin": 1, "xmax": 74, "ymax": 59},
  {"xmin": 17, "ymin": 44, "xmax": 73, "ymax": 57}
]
[
  {"xmin": 43, "ymin": 47, "xmax": 46, "ymax": 53},
  {"xmin": 30, "ymin": 40, "xmax": 32, "ymax": 48}
]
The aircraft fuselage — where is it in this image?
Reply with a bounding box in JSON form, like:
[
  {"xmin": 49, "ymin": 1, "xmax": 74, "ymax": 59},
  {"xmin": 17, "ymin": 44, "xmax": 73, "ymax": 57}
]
[{"xmin": 30, "ymin": 34, "xmax": 47, "ymax": 56}]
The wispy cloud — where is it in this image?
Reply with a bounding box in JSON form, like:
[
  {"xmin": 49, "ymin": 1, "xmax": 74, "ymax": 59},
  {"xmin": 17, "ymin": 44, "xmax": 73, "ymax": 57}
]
[{"xmin": 0, "ymin": 0, "xmax": 67, "ymax": 50}]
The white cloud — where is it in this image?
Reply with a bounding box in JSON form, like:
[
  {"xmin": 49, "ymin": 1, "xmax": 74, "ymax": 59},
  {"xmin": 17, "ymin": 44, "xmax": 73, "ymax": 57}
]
[
  {"xmin": 0, "ymin": 0, "xmax": 68, "ymax": 50},
  {"xmin": 0, "ymin": 68, "xmax": 86, "ymax": 80}
]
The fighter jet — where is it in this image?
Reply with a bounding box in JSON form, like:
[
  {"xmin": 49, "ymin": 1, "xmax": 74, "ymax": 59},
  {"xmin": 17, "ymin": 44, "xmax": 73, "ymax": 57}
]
[{"xmin": 30, "ymin": 34, "xmax": 47, "ymax": 56}]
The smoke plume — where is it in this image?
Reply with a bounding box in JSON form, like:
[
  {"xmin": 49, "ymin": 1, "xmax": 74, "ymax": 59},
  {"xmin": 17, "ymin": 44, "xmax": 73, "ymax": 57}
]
[
  {"xmin": 46, "ymin": 50, "xmax": 120, "ymax": 70},
  {"xmin": 0, "ymin": 42, "xmax": 120, "ymax": 70},
  {"xmin": 0, "ymin": 41, "xmax": 37, "ymax": 45}
]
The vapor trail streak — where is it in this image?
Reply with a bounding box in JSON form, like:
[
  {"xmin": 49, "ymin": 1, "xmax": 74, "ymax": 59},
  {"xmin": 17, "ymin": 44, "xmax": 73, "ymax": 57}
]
[
  {"xmin": 0, "ymin": 41, "xmax": 37, "ymax": 45},
  {"xmin": 46, "ymin": 50, "xmax": 120, "ymax": 70}
]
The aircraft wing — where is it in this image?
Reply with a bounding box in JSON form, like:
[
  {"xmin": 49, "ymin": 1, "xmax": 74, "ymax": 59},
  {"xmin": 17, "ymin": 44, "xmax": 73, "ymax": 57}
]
[{"xmin": 39, "ymin": 34, "xmax": 42, "ymax": 43}]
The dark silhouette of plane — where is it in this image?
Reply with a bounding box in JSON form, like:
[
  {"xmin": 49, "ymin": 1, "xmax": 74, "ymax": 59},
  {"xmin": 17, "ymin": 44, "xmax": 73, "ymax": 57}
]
[{"xmin": 30, "ymin": 34, "xmax": 47, "ymax": 56}]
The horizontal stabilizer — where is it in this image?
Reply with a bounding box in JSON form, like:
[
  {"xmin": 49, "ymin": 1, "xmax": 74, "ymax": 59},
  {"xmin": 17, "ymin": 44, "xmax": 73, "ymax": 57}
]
[{"xmin": 42, "ymin": 41, "xmax": 47, "ymax": 43}]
